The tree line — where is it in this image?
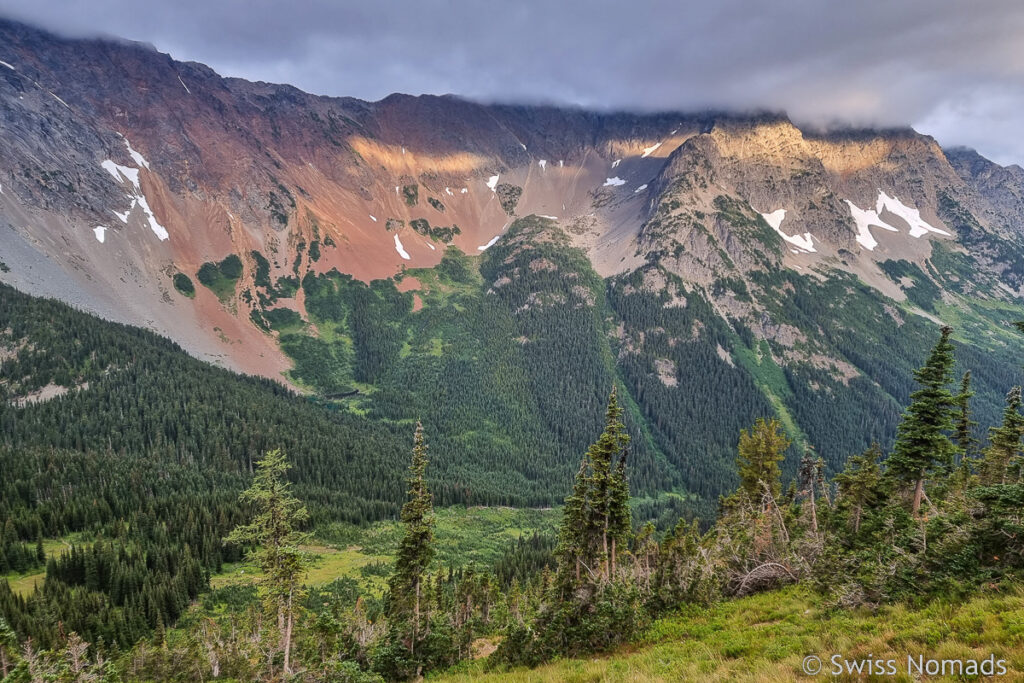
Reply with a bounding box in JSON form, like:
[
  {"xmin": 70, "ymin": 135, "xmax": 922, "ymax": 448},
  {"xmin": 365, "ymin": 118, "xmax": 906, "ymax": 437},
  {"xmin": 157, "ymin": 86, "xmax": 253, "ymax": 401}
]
[{"xmin": 4, "ymin": 320, "xmax": 1023, "ymax": 680}]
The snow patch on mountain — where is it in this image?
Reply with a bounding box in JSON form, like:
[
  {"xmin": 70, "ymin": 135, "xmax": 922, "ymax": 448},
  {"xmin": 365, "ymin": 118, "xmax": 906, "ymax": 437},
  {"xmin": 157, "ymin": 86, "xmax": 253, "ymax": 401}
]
[
  {"xmin": 760, "ymin": 209, "xmax": 816, "ymax": 253},
  {"xmin": 135, "ymin": 194, "xmax": 168, "ymax": 240},
  {"xmin": 177, "ymin": 75, "xmax": 191, "ymax": 94},
  {"xmin": 112, "ymin": 203, "xmax": 132, "ymax": 223},
  {"xmin": 122, "ymin": 137, "xmax": 150, "ymax": 169},
  {"xmin": 761, "ymin": 209, "xmax": 786, "ymax": 230},
  {"xmin": 486, "ymin": 174, "xmax": 499, "ymax": 192},
  {"xmin": 634, "ymin": 184, "xmax": 648, "ymax": 193},
  {"xmin": 538, "ymin": 159, "xmax": 547, "ymax": 171},
  {"xmin": 394, "ymin": 234, "xmax": 410, "ymax": 260},
  {"xmin": 845, "ymin": 199, "xmax": 900, "ymax": 251},
  {"xmin": 100, "ymin": 159, "xmax": 167, "ymax": 240},
  {"xmin": 0, "ymin": 60, "xmax": 14, "ymax": 70},
  {"xmin": 93, "ymin": 226, "xmax": 107, "ymax": 243},
  {"xmin": 611, "ymin": 159, "xmax": 621, "ymax": 168},
  {"xmin": 478, "ymin": 234, "xmax": 501, "ymax": 251},
  {"xmin": 369, "ymin": 215, "xmax": 377, "ymax": 222},
  {"xmin": 641, "ymin": 142, "xmax": 662, "ymax": 158},
  {"xmin": 101, "ymin": 160, "xmax": 140, "ymax": 190},
  {"xmin": 604, "ymin": 177, "xmax": 626, "ymax": 187},
  {"xmin": 876, "ymin": 191, "xmax": 950, "ymax": 238}
]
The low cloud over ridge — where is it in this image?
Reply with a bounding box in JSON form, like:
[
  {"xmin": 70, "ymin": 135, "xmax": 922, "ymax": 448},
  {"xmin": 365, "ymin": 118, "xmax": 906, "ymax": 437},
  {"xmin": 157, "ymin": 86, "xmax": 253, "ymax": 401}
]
[{"xmin": 1, "ymin": 0, "xmax": 1022, "ymax": 165}]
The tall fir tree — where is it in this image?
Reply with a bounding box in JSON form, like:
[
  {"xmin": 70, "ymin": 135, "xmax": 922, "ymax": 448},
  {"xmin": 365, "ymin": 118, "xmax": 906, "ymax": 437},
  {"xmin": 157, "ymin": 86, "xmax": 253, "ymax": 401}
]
[
  {"xmin": 980, "ymin": 387, "xmax": 1024, "ymax": 485},
  {"xmin": 586, "ymin": 388, "xmax": 630, "ymax": 581},
  {"xmin": 0, "ymin": 617, "xmax": 15, "ymax": 680},
  {"xmin": 953, "ymin": 371, "xmax": 979, "ymax": 464},
  {"xmin": 552, "ymin": 388, "xmax": 631, "ymax": 588},
  {"xmin": 886, "ymin": 326, "xmax": 957, "ymax": 515},
  {"xmin": 736, "ymin": 418, "xmax": 790, "ymax": 503},
  {"xmin": 797, "ymin": 445, "xmax": 823, "ymax": 533},
  {"xmin": 608, "ymin": 448, "xmax": 632, "ymax": 576},
  {"xmin": 387, "ymin": 421, "xmax": 435, "ymax": 664},
  {"xmin": 556, "ymin": 457, "xmax": 590, "ymax": 591},
  {"xmin": 512, "ymin": 389, "xmax": 641, "ymax": 665},
  {"xmin": 224, "ymin": 449, "xmax": 310, "ymax": 677}
]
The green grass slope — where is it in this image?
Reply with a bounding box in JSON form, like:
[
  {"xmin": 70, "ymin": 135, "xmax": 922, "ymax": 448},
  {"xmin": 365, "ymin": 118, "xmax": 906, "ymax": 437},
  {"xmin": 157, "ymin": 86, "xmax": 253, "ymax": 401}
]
[{"xmin": 437, "ymin": 585, "xmax": 1024, "ymax": 682}]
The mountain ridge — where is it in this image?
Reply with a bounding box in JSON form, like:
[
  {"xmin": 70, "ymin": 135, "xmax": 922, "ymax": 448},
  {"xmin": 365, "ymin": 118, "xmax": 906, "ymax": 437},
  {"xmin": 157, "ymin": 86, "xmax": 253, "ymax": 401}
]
[{"xmin": 3, "ymin": 16, "xmax": 1024, "ymax": 509}]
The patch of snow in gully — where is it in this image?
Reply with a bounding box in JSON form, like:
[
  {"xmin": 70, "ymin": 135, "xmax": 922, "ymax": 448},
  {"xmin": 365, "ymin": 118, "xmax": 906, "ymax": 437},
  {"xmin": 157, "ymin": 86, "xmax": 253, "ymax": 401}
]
[
  {"xmin": 760, "ymin": 209, "xmax": 816, "ymax": 253},
  {"xmin": 122, "ymin": 137, "xmax": 150, "ymax": 169},
  {"xmin": 845, "ymin": 199, "xmax": 900, "ymax": 251},
  {"xmin": 641, "ymin": 142, "xmax": 662, "ymax": 158},
  {"xmin": 394, "ymin": 234, "xmax": 411, "ymax": 260},
  {"xmin": 477, "ymin": 234, "xmax": 501, "ymax": 251},
  {"xmin": 876, "ymin": 191, "xmax": 949, "ymax": 238}
]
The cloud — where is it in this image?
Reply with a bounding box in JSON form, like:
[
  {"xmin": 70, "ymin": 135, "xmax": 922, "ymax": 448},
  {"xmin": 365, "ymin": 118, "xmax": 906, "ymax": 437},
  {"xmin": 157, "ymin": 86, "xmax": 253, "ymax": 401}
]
[{"xmin": 1, "ymin": 0, "xmax": 1022, "ymax": 164}]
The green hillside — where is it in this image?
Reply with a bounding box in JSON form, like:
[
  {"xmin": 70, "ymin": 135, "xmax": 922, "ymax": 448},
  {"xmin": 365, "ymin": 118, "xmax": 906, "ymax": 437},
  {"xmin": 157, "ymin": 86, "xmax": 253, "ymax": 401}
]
[
  {"xmin": 434, "ymin": 586, "xmax": 1024, "ymax": 682},
  {"xmin": 250, "ymin": 215, "xmax": 1024, "ymax": 507}
]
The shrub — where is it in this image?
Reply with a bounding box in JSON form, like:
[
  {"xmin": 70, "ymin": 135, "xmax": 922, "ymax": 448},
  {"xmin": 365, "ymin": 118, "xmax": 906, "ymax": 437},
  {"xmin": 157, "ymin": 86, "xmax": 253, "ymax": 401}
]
[
  {"xmin": 402, "ymin": 184, "xmax": 419, "ymax": 207},
  {"xmin": 172, "ymin": 273, "xmax": 195, "ymax": 298}
]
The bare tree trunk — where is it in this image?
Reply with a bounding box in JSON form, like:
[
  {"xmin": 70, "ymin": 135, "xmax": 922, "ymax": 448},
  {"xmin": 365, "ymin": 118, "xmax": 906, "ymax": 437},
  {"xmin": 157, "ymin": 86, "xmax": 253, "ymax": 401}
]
[
  {"xmin": 809, "ymin": 487, "xmax": 818, "ymax": 534},
  {"xmin": 275, "ymin": 605, "xmax": 285, "ymax": 677},
  {"xmin": 283, "ymin": 589, "xmax": 294, "ymax": 675},
  {"xmin": 611, "ymin": 537, "xmax": 617, "ymax": 577},
  {"xmin": 644, "ymin": 551, "xmax": 650, "ymax": 591},
  {"xmin": 853, "ymin": 505, "xmax": 862, "ymax": 534},
  {"xmin": 912, "ymin": 476, "xmax": 925, "ymax": 516},
  {"xmin": 603, "ymin": 514, "xmax": 610, "ymax": 581},
  {"xmin": 412, "ymin": 578, "xmax": 420, "ymax": 657}
]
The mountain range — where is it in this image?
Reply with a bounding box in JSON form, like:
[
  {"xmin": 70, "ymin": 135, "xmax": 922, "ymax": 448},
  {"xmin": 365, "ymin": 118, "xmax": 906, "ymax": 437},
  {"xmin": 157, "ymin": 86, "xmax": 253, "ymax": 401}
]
[{"xmin": 3, "ymin": 18, "xmax": 1024, "ymax": 512}]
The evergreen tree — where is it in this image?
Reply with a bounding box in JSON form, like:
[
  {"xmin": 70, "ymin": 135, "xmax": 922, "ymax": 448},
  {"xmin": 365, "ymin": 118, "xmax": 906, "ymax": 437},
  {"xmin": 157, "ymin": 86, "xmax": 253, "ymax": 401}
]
[
  {"xmin": 588, "ymin": 388, "xmax": 630, "ymax": 581},
  {"xmin": 833, "ymin": 444, "xmax": 882, "ymax": 533},
  {"xmin": 554, "ymin": 388, "xmax": 630, "ymax": 586},
  {"xmin": 608, "ymin": 449, "xmax": 631, "ymax": 577},
  {"xmin": 980, "ymin": 387, "xmax": 1024, "ymax": 485},
  {"xmin": 0, "ymin": 616, "xmax": 15, "ymax": 679},
  {"xmin": 953, "ymin": 371, "xmax": 979, "ymax": 463},
  {"xmin": 797, "ymin": 446, "xmax": 822, "ymax": 533},
  {"xmin": 501, "ymin": 390, "xmax": 641, "ymax": 666},
  {"xmin": 386, "ymin": 422, "xmax": 435, "ymax": 669},
  {"xmin": 886, "ymin": 326, "xmax": 956, "ymax": 515},
  {"xmin": 556, "ymin": 458, "xmax": 590, "ymax": 591},
  {"xmin": 736, "ymin": 418, "xmax": 790, "ymax": 503},
  {"xmin": 224, "ymin": 449, "xmax": 310, "ymax": 677}
]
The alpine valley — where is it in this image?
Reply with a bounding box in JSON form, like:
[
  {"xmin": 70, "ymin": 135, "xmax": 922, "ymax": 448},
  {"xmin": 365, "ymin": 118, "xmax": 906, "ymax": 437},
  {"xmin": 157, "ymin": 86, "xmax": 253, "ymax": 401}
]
[{"xmin": 4, "ymin": 15, "xmax": 1024, "ymax": 682}]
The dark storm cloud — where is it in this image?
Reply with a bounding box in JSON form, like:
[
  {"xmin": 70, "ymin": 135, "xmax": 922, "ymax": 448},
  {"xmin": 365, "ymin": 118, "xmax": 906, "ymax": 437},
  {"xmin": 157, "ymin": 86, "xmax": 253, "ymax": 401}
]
[{"xmin": 2, "ymin": 0, "xmax": 1023, "ymax": 164}]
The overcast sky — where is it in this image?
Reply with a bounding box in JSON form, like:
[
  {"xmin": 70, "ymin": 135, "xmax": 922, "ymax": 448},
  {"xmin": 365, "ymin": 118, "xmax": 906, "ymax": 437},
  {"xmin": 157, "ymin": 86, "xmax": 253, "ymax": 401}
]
[{"xmin": 3, "ymin": 0, "xmax": 1023, "ymax": 166}]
